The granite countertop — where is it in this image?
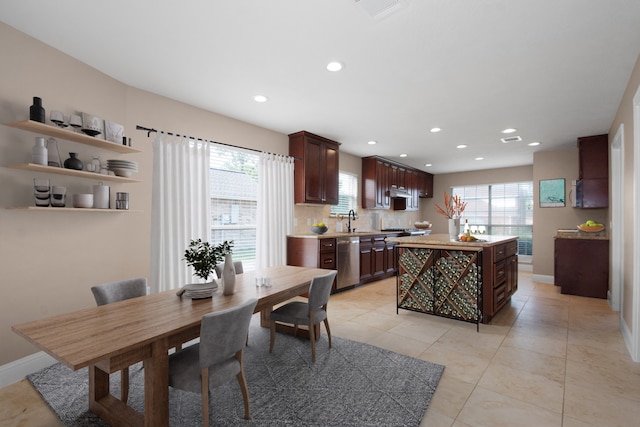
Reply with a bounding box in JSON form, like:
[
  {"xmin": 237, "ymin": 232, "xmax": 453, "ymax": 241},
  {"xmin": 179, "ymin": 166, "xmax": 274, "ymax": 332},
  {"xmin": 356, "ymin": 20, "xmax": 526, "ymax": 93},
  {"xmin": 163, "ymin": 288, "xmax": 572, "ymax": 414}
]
[
  {"xmin": 386, "ymin": 233, "xmax": 518, "ymax": 247},
  {"xmin": 555, "ymin": 230, "xmax": 609, "ymax": 240}
]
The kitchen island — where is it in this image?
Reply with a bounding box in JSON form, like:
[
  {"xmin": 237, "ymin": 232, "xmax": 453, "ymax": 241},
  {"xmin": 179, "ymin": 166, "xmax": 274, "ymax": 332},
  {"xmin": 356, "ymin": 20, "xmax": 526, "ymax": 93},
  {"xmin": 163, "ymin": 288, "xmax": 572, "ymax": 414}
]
[{"xmin": 386, "ymin": 234, "xmax": 518, "ymax": 325}]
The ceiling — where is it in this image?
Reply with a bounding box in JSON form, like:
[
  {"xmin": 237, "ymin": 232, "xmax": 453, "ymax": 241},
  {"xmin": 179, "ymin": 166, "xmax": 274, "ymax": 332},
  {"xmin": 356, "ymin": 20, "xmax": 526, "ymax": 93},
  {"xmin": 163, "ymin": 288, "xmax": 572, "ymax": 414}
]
[{"xmin": 2, "ymin": 0, "xmax": 640, "ymax": 174}]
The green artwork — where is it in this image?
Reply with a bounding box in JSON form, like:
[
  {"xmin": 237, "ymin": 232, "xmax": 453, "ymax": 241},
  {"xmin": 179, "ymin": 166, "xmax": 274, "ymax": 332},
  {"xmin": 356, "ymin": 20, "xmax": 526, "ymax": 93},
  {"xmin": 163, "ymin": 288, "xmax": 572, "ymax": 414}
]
[{"xmin": 539, "ymin": 178, "xmax": 565, "ymax": 207}]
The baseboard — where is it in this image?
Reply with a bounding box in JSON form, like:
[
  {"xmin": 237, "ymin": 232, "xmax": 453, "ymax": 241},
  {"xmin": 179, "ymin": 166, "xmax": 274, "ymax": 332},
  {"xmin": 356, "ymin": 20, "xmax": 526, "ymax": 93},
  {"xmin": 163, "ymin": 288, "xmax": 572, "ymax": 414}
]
[
  {"xmin": 532, "ymin": 274, "xmax": 554, "ymax": 284},
  {"xmin": 518, "ymin": 263, "xmax": 533, "ymax": 272},
  {"xmin": 0, "ymin": 351, "xmax": 57, "ymax": 388}
]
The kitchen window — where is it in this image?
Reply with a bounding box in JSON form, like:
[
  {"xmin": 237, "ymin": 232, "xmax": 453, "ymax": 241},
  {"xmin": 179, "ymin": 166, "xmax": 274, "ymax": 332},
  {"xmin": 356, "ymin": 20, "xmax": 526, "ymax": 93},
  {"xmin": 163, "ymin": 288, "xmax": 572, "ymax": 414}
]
[
  {"xmin": 209, "ymin": 145, "xmax": 258, "ymax": 271},
  {"xmin": 451, "ymin": 182, "xmax": 533, "ymax": 256},
  {"xmin": 330, "ymin": 172, "xmax": 359, "ymax": 216}
]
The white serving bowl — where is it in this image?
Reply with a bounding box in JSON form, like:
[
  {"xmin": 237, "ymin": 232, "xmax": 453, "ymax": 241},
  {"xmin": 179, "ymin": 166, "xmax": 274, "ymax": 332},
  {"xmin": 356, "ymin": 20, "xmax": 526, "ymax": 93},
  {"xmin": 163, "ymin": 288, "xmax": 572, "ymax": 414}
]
[{"xmin": 73, "ymin": 193, "xmax": 94, "ymax": 208}]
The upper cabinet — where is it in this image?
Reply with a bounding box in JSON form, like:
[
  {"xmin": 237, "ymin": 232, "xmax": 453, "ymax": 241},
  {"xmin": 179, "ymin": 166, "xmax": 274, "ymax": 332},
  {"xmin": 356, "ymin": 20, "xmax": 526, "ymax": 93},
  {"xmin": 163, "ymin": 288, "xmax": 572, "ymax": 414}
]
[
  {"xmin": 289, "ymin": 131, "xmax": 340, "ymax": 205},
  {"xmin": 362, "ymin": 156, "xmax": 433, "ymax": 210},
  {"xmin": 576, "ymin": 134, "xmax": 608, "ymax": 208}
]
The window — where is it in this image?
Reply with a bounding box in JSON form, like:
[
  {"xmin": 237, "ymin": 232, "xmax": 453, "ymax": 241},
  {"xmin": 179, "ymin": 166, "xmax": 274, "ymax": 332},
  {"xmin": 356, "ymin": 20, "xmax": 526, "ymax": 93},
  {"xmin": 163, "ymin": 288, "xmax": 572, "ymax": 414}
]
[
  {"xmin": 209, "ymin": 145, "xmax": 258, "ymax": 271},
  {"xmin": 451, "ymin": 182, "xmax": 533, "ymax": 256},
  {"xmin": 330, "ymin": 172, "xmax": 359, "ymax": 216}
]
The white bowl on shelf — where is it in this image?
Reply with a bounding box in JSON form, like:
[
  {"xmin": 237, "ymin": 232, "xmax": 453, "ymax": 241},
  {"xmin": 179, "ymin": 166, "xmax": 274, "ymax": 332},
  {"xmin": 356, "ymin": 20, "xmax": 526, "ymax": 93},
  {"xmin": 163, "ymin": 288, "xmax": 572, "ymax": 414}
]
[{"xmin": 73, "ymin": 193, "xmax": 93, "ymax": 208}]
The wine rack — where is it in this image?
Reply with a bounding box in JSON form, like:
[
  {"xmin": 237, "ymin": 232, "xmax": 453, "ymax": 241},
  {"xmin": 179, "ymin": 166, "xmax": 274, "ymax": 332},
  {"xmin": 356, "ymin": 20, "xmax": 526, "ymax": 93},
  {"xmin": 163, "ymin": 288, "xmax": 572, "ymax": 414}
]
[{"xmin": 397, "ymin": 247, "xmax": 482, "ymax": 330}]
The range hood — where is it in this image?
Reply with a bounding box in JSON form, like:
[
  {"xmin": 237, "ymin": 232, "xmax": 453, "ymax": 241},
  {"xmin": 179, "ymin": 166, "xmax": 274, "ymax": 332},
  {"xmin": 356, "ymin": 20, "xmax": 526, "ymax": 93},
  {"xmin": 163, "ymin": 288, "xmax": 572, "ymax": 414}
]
[{"xmin": 389, "ymin": 187, "xmax": 410, "ymax": 198}]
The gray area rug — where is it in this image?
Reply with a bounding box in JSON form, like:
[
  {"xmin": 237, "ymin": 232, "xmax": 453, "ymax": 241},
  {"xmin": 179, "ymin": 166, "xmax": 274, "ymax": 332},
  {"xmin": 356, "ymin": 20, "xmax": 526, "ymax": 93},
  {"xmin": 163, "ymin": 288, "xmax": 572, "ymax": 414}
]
[{"xmin": 28, "ymin": 319, "xmax": 444, "ymax": 426}]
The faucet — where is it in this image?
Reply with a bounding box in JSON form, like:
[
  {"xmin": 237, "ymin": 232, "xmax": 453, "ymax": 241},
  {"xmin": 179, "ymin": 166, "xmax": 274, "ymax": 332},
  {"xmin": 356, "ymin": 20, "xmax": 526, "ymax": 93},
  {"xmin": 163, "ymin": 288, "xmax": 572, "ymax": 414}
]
[{"xmin": 347, "ymin": 209, "xmax": 357, "ymax": 232}]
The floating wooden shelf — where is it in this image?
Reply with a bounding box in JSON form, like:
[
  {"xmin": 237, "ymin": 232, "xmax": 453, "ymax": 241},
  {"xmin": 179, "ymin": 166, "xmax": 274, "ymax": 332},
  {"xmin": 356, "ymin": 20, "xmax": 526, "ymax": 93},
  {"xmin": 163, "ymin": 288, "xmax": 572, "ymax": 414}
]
[
  {"xmin": 7, "ymin": 163, "xmax": 140, "ymax": 183},
  {"xmin": 5, "ymin": 206, "xmax": 142, "ymax": 212},
  {"xmin": 5, "ymin": 120, "xmax": 142, "ymax": 154}
]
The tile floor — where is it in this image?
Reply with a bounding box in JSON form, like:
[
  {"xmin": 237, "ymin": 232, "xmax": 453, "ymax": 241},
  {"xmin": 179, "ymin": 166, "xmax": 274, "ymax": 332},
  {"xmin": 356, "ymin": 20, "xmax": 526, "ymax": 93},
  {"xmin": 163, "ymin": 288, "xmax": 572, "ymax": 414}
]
[{"xmin": 1, "ymin": 271, "xmax": 639, "ymax": 426}]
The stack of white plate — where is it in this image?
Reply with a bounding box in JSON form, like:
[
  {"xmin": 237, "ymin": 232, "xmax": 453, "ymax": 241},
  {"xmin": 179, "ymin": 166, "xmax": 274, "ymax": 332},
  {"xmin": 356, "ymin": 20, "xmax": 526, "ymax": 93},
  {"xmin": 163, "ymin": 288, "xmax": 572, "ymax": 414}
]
[
  {"xmin": 107, "ymin": 159, "xmax": 138, "ymax": 178},
  {"xmin": 182, "ymin": 282, "xmax": 218, "ymax": 299}
]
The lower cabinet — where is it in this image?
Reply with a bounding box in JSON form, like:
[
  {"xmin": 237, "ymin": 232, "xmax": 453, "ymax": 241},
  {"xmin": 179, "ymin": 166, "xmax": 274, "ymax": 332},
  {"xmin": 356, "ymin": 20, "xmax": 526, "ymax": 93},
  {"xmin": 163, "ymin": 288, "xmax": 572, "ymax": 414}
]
[
  {"xmin": 359, "ymin": 234, "xmax": 398, "ymax": 284},
  {"xmin": 483, "ymin": 240, "xmax": 518, "ymax": 321},
  {"xmin": 554, "ymin": 237, "xmax": 609, "ymax": 298},
  {"xmin": 287, "ymin": 237, "xmax": 337, "ymax": 291}
]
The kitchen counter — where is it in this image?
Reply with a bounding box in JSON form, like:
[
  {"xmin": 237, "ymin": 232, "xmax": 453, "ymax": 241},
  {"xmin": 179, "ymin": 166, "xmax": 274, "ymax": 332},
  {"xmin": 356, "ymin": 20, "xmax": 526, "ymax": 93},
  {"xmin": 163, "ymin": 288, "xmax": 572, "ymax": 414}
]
[
  {"xmin": 386, "ymin": 233, "xmax": 518, "ymax": 247},
  {"xmin": 392, "ymin": 234, "xmax": 519, "ymax": 324},
  {"xmin": 289, "ymin": 230, "xmax": 407, "ymax": 239},
  {"xmin": 555, "ymin": 230, "xmax": 609, "ymax": 240}
]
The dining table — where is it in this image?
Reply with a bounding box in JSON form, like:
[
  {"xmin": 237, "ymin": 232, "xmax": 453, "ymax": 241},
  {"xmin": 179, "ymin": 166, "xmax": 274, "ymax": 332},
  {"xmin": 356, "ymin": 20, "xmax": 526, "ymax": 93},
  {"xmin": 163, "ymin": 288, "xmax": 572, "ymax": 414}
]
[{"xmin": 12, "ymin": 265, "xmax": 330, "ymax": 427}]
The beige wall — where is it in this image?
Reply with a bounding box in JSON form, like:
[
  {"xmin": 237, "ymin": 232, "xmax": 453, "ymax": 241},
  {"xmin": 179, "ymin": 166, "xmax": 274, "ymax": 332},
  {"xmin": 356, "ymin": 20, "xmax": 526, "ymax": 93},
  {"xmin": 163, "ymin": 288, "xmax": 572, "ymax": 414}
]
[
  {"xmin": 0, "ymin": 22, "xmax": 288, "ymax": 365},
  {"xmin": 610, "ymin": 53, "xmax": 640, "ymax": 335}
]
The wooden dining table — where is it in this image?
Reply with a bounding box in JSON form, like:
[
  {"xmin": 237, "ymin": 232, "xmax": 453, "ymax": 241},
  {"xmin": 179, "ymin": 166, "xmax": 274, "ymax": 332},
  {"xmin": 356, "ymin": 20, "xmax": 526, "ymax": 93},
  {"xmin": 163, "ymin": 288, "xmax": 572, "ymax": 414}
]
[{"xmin": 12, "ymin": 265, "xmax": 329, "ymax": 427}]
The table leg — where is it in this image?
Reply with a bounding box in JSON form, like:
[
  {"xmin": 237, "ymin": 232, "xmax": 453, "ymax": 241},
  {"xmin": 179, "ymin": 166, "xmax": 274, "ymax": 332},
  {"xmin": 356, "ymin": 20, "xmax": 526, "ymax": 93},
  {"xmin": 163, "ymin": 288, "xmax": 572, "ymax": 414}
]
[
  {"xmin": 143, "ymin": 338, "xmax": 170, "ymax": 427},
  {"xmin": 89, "ymin": 364, "xmax": 109, "ymax": 408}
]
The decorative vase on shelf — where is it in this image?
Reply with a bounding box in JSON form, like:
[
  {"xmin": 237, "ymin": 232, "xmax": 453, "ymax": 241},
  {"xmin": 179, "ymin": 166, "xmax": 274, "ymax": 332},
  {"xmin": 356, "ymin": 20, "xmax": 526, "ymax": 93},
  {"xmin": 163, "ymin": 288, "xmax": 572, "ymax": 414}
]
[
  {"xmin": 31, "ymin": 137, "xmax": 48, "ymax": 166},
  {"xmin": 46, "ymin": 138, "xmax": 62, "ymax": 167},
  {"xmin": 29, "ymin": 96, "xmax": 45, "ymax": 123},
  {"xmin": 448, "ymin": 217, "xmax": 460, "ymax": 240},
  {"xmin": 64, "ymin": 152, "xmax": 84, "ymax": 170},
  {"xmin": 222, "ymin": 254, "xmax": 236, "ymax": 296}
]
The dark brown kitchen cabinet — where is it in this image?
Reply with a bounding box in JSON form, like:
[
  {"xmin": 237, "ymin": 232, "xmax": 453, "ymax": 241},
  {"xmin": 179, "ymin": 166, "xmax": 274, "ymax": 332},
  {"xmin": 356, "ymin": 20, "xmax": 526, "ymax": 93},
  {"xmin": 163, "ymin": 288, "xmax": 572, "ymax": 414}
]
[
  {"xmin": 359, "ymin": 234, "xmax": 397, "ymax": 284},
  {"xmin": 576, "ymin": 134, "xmax": 608, "ymax": 208},
  {"xmin": 289, "ymin": 131, "xmax": 340, "ymax": 205},
  {"xmin": 554, "ymin": 237, "xmax": 609, "ymax": 298},
  {"xmin": 362, "ymin": 156, "xmax": 391, "ymax": 209},
  {"xmin": 418, "ymin": 171, "xmax": 434, "ymax": 198},
  {"xmin": 287, "ymin": 236, "xmax": 337, "ymax": 291}
]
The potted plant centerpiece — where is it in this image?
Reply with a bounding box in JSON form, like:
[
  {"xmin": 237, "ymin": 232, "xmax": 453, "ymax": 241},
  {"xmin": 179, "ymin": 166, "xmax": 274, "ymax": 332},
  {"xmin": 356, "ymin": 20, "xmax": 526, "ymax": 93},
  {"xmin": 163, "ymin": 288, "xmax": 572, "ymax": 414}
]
[
  {"xmin": 434, "ymin": 192, "xmax": 467, "ymax": 240},
  {"xmin": 183, "ymin": 239, "xmax": 234, "ymax": 297}
]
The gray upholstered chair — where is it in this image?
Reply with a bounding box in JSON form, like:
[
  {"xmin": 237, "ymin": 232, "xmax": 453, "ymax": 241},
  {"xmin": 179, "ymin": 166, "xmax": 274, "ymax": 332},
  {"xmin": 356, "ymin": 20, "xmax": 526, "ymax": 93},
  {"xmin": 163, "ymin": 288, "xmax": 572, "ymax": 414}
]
[
  {"xmin": 214, "ymin": 260, "xmax": 244, "ymax": 279},
  {"xmin": 90, "ymin": 277, "xmax": 147, "ymax": 403},
  {"xmin": 168, "ymin": 298, "xmax": 258, "ymax": 425},
  {"xmin": 269, "ymin": 270, "xmax": 337, "ymax": 363}
]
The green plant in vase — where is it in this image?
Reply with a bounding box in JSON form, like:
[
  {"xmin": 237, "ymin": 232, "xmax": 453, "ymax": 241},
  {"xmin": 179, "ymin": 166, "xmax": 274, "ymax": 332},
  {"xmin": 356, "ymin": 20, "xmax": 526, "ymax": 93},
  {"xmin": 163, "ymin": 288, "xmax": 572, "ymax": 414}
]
[{"xmin": 183, "ymin": 239, "xmax": 234, "ymax": 283}]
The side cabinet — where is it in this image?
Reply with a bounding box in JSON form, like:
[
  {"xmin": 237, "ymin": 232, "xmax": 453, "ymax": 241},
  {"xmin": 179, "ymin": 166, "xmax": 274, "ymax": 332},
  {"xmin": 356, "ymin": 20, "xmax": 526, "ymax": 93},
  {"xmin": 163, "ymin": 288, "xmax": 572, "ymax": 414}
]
[
  {"xmin": 576, "ymin": 134, "xmax": 608, "ymax": 208},
  {"xmin": 554, "ymin": 237, "xmax": 609, "ymax": 298},
  {"xmin": 480, "ymin": 239, "xmax": 518, "ymax": 323},
  {"xmin": 287, "ymin": 237, "xmax": 337, "ymax": 289}
]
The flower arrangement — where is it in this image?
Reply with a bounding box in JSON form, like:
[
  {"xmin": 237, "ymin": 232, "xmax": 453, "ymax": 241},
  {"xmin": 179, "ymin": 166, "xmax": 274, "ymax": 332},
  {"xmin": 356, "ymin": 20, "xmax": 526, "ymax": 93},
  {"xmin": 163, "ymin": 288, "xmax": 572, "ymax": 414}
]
[
  {"xmin": 183, "ymin": 239, "xmax": 234, "ymax": 281},
  {"xmin": 434, "ymin": 192, "xmax": 467, "ymax": 219}
]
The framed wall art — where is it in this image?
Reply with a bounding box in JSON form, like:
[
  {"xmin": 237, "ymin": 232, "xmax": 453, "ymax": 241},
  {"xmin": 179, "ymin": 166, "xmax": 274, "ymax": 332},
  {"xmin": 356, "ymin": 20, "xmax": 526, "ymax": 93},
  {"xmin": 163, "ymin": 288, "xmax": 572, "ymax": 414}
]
[{"xmin": 539, "ymin": 178, "xmax": 565, "ymax": 207}]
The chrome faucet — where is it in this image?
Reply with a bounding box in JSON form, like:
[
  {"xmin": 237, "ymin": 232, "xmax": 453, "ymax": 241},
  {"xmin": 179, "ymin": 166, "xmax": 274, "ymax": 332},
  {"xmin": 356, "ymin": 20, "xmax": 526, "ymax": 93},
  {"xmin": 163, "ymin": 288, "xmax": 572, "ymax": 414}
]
[{"xmin": 347, "ymin": 209, "xmax": 357, "ymax": 232}]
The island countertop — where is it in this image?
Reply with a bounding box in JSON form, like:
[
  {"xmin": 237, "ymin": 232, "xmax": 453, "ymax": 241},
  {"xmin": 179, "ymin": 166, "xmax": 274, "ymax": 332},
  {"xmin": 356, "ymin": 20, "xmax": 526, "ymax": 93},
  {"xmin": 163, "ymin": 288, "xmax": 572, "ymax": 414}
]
[{"xmin": 386, "ymin": 233, "xmax": 518, "ymax": 248}]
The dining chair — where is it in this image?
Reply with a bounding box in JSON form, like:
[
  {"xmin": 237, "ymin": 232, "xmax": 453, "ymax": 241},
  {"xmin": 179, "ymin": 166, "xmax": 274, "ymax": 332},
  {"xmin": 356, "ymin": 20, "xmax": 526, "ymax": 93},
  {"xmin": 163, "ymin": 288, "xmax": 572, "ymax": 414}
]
[
  {"xmin": 168, "ymin": 298, "xmax": 258, "ymax": 425},
  {"xmin": 90, "ymin": 277, "xmax": 147, "ymax": 403},
  {"xmin": 269, "ymin": 270, "xmax": 337, "ymax": 363},
  {"xmin": 214, "ymin": 260, "xmax": 243, "ymax": 279}
]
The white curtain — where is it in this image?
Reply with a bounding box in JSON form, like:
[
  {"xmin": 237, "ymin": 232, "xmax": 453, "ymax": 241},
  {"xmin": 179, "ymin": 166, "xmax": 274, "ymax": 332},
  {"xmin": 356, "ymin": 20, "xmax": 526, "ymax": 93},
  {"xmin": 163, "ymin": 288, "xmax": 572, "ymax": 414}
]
[
  {"xmin": 150, "ymin": 132, "xmax": 211, "ymax": 293},
  {"xmin": 256, "ymin": 152, "xmax": 294, "ymax": 269}
]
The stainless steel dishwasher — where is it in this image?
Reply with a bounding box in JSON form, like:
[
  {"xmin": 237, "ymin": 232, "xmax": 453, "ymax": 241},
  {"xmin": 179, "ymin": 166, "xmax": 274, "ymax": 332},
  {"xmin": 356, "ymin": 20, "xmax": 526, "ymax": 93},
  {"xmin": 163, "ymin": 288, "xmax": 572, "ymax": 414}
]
[{"xmin": 336, "ymin": 236, "xmax": 360, "ymax": 289}]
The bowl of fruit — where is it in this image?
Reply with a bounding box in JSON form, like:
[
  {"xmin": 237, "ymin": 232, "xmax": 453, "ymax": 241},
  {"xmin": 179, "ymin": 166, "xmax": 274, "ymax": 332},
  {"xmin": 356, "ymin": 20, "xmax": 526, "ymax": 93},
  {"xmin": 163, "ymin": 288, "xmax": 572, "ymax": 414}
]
[
  {"xmin": 311, "ymin": 222, "xmax": 328, "ymax": 235},
  {"xmin": 577, "ymin": 220, "xmax": 605, "ymax": 233}
]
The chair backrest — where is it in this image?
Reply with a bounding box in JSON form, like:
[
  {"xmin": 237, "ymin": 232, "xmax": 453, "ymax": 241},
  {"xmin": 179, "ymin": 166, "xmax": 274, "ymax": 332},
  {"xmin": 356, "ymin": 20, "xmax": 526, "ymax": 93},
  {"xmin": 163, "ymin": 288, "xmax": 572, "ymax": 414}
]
[
  {"xmin": 214, "ymin": 260, "xmax": 244, "ymax": 279},
  {"xmin": 199, "ymin": 298, "xmax": 257, "ymax": 368},
  {"xmin": 91, "ymin": 277, "xmax": 147, "ymax": 306},
  {"xmin": 307, "ymin": 270, "xmax": 337, "ymax": 312}
]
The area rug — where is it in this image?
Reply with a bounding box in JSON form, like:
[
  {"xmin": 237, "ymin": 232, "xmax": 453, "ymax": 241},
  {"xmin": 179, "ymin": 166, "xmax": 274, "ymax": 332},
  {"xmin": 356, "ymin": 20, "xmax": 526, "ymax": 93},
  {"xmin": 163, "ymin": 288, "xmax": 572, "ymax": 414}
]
[{"xmin": 28, "ymin": 319, "xmax": 444, "ymax": 426}]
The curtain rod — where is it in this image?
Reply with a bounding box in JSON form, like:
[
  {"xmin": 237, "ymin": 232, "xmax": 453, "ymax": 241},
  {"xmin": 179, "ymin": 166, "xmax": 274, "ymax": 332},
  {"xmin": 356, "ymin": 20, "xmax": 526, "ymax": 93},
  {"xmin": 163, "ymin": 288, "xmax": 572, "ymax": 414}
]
[{"xmin": 136, "ymin": 125, "xmax": 299, "ymax": 159}]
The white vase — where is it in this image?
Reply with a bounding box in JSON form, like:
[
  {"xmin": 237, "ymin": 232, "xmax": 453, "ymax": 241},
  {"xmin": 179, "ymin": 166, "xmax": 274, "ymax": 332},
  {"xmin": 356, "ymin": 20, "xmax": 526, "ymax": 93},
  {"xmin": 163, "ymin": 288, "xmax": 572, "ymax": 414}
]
[
  {"xmin": 222, "ymin": 254, "xmax": 236, "ymax": 296},
  {"xmin": 448, "ymin": 218, "xmax": 460, "ymax": 240},
  {"xmin": 31, "ymin": 137, "xmax": 48, "ymax": 166}
]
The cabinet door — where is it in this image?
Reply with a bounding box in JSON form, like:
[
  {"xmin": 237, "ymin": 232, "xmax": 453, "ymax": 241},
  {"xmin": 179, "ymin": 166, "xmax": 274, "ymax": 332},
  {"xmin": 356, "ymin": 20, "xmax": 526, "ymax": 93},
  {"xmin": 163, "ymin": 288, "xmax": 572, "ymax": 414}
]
[
  {"xmin": 578, "ymin": 134, "xmax": 608, "ymax": 180},
  {"xmin": 359, "ymin": 237, "xmax": 373, "ymax": 281},
  {"xmin": 376, "ymin": 160, "xmax": 390, "ymax": 208},
  {"xmin": 385, "ymin": 241, "xmax": 397, "ymax": 274},
  {"xmin": 323, "ymin": 142, "xmax": 339, "ymax": 205},
  {"xmin": 371, "ymin": 236, "xmax": 387, "ymax": 278},
  {"xmin": 506, "ymin": 255, "xmax": 518, "ymax": 294},
  {"xmin": 302, "ymin": 138, "xmax": 324, "ymax": 204},
  {"xmin": 405, "ymin": 170, "xmax": 419, "ymax": 211},
  {"xmin": 555, "ymin": 238, "xmax": 609, "ymax": 298}
]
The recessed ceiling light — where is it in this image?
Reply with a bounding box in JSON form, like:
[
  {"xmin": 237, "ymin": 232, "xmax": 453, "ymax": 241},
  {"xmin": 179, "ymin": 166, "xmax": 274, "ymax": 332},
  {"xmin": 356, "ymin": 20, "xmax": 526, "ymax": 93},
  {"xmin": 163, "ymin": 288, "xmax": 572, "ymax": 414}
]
[
  {"xmin": 399, "ymin": 153, "xmax": 407, "ymax": 157},
  {"xmin": 326, "ymin": 61, "xmax": 343, "ymax": 72},
  {"xmin": 502, "ymin": 128, "xmax": 517, "ymax": 134},
  {"xmin": 424, "ymin": 163, "xmax": 432, "ymax": 167},
  {"xmin": 430, "ymin": 127, "xmax": 441, "ymax": 133},
  {"xmin": 367, "ymin": 140, "xmax": 377, "ymax": 145},
  {"xmin": 457, "ymin": 144, "xmax": 467, "ymax": 149},
  {"xmin": 475, "ymin": 157, "xmax": 484, "ymax": 161},
  {"xmin": 528, "ymin": 141, "xmax": 541, "ymax": 146},
  {"xmin": 253, "ymin": 95, "xmax": 268, "ymax": 103}
]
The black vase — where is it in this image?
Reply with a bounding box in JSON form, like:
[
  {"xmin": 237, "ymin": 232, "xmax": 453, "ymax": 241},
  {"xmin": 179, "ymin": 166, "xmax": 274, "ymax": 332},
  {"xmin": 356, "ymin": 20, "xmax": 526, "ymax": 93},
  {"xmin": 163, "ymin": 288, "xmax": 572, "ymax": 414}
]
[
  {"xmin": 29, "ymin": 97, "xmax": 45, "ymax": 123},
  {"xmin": 64, "ymin": 152, "xmax": 84, "ymax": 170}
]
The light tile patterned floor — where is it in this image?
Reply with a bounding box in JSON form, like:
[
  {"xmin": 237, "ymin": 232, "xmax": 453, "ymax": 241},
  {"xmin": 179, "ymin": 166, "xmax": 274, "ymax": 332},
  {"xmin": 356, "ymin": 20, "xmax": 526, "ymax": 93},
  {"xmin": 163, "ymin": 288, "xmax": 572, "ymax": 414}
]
[{"xmin": 1, "ymin": 271, "xmax": 638, "ymax": 426}]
